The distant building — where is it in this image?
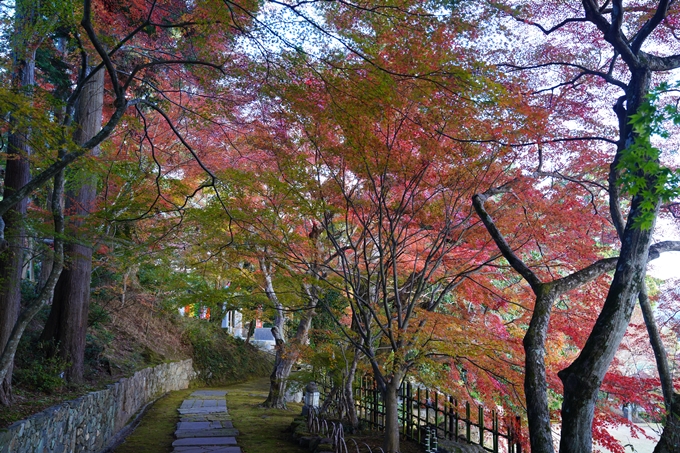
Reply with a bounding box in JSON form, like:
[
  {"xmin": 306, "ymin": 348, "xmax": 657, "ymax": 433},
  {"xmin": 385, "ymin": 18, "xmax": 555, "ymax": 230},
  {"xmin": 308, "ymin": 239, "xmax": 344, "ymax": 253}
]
[{"xmin": 221, "ymin": 309, "xmax": 275, "ymax": 351}]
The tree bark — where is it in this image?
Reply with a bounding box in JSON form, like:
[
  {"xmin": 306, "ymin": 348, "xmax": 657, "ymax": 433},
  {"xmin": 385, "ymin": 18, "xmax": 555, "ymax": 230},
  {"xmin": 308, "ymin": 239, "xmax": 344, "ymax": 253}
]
[
  {"xmin": 343, "ymin": 348, "xmax": 360, "ymax": 430},
  {"xmin": 40, "ymin": 67, "xmax": 104, "ymax": 383},
  {"xmin": 638, "ymin": 282, "xmax": 674, "ymax": 412},
  {"xmin": 0, "ymin": 11, "xmax": 35, "ymax": 404},
  {"xmin": 558, "ymin": 196, "xmax": 657, "ymax": 453},
  {"xmin": 382, "ymin": 370, "xmax": 405, "ymax": 453},
  {"xmin": 0, "ymin": 167, "xmax": 65, "ymax": 398},
  {"xmin": 523, "ymin": 289, "xmax": 557, "ymax": 453},
  {"xmin": 259, "ymin": 256, "xmax": 318, "ymax": 409},
  {"xmin": 0, "ymin": 135, "xmax": 30, "ymax": 406},
  {"xmin": 654, "ymin": 393, "xmax": 680, "ymax": 453}
]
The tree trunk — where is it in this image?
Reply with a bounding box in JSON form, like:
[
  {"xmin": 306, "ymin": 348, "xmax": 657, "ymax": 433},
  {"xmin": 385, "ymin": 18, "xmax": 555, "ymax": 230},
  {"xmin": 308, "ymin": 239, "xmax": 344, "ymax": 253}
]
[
  {"xmin": 259, "ymin": 257, "xmax": 318, "ymax": 408},
  {"xmin": 0, "ymin": 167, "xmax": 65, "ymax": 398},
  {"xmin": 264, "ymin": 335, "xmax": 296, "ymax": 409},
  {"xmin": 558, "ymin": 197, "xmax": 657, "ymax": 453},
  {"xmin": 638, "ymin": 282, "xmax": 674, "ymax": 412},
  {"xmin": 344, "ymin": 348, "xmax": 360, "ymax": 430},
  {"xmin": 382, "ymin": 371, "xmax": 405, "ymax": 453},
  {"xmin": 0, "ymin": 25, "xmax": 35, "ymax": 405},
  {"xmin": 523, "ymin": 290, "xmax": 556, "ymax": 453},
  {"xmin": 0, "ymin": 146, "xmax": 30, "ymax": 406},
  {"xmin": 263, "ymin": 306, "xmax": 316, "ymax": 408},
  {"xmin": 40, "ymin": 67, "xmax": 104, "ymax": 383},
  {"xmin": 245, "ymin": 320, "xmax": 255, "ymax": 344},
  {"xmin": 654, "ymin": 393, "xmax": 680, "ymax": 453}
]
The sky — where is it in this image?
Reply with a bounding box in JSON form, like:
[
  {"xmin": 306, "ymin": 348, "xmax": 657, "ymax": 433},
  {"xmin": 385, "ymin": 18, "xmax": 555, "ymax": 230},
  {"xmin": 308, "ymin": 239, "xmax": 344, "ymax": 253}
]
[{"xmin": 648, "ymin": 217, "xmax": 680, "ymax": 280}]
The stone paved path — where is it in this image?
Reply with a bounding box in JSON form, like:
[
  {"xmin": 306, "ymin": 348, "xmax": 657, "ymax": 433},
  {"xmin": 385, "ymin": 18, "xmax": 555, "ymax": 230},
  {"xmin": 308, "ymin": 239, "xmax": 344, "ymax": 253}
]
[{"xmin": 172, "ymin": 390, "xmax": 241, "ymax": 453}]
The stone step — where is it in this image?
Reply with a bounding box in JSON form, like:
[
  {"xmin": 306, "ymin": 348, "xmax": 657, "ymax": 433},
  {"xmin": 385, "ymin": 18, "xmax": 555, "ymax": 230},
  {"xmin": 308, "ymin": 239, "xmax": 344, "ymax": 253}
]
[
  {"xmin": 190, "ymin": 390, "xmax": 228, "ymax": 397},
  {"xmin": 175, "ymin": 428, "xmax": 239, "ymax": 438},
  {"xmin": 177, "ymin": 421, "xmax": 224, "ymax": 430},
  {"xmin": 173, "ymin": 447, "xmax": 241, "ymax": 453},
  {"xmin": 180, "ymin": 414, "xmax": 232, "ymax": 423},
  {"xmin": 172, "ymin": 437, "xmax": 238, "ymax": 447}
]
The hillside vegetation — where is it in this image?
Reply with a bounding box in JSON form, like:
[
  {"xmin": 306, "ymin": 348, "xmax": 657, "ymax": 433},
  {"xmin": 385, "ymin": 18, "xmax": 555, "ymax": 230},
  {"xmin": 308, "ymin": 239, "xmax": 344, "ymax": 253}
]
[{"xmin": 1, "ymin": 287, "xmax": 271, "ymax": 428}]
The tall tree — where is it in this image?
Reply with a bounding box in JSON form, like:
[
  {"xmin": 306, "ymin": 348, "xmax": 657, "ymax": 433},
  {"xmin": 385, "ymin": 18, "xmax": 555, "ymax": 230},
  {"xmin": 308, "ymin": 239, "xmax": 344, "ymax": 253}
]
[
  {"xmin": 0, "ymin": 0, "xmax": 38, "ymax": 405},
  {"xmin": 0, "ymin": 0, "xmax": 260, "ymax": 397},
  {"xmin": 470, "ymin": 1, "xmax": 680, "ymax": 451},
  {"xmin": 40, "ymin": 67, "xmax": 104, "ymax": 383}
]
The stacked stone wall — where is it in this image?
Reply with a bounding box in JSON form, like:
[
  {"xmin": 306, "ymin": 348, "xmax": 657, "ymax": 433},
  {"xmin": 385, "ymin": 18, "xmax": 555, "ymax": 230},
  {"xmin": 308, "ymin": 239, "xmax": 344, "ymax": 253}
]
[{"xmin": 0, "ymin": 359, "xmax": 194, "ymax": 453}]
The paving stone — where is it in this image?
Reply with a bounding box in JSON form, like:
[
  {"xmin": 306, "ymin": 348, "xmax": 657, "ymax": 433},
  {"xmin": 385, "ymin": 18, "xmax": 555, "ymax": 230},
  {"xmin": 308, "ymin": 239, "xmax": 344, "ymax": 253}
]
[
  {"xmin": 180, "ymin": 416, "xmax": 232, "ymax": 423},
  {"xmin": 173, "ymin": 447, "xmax": 241, "ymax": 453},
  {"xmin": 174, "ymin": 428, "xmax": 239, "ymax": 438},
  {"xmin": 191, "ymin": 390, "xmax": 228, "ymax": 397},
  {"xmin": 172, "ymin": 437, "xmax": 237, "ymax": 447},
  {"xmin": 177, "ymin": 422, "xmax": 212, "ymax": 430},
  {"xmin": 179, "ymin": 408, "xmax": 226, "ymax": 415}
]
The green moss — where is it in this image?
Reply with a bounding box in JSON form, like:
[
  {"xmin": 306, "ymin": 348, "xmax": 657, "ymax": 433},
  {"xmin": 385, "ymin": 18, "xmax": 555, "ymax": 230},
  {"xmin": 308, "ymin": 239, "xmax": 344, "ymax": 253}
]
[
  {"xmin": 114, "ymin": 389, "xmax": 193, "ymax": 453},
  {"xmin": 118, "ymin": 378, "xmax": 308, "ymax": 453},
  {"xmin": 216, "ymin": 378, "xmax": 309, "ymax": 453}
]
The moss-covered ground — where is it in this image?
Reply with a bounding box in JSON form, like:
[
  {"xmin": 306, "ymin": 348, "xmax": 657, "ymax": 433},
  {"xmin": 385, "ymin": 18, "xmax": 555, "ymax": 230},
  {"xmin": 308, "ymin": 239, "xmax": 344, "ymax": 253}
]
[
  {"xmin": 115, "ymin": 376, "xmax": 427, "ymax": 453},
  {"xmin": 114, "ymin": 377, "xmax": 308, "ymax": 453}
]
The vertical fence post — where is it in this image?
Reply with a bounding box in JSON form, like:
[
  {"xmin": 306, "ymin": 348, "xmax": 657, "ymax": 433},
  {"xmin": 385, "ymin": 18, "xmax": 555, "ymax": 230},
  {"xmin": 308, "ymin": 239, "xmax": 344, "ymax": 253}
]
[
  {"xmin": 465, "ymin": 401, "xmax": 471, "ymax": 442},
  {"xmin": 373, "ymin": 379, "xmax": 378, "ymax": 428},
  {"xmin": 434, "ymin": 391, "xmax": 439, "ymax": 438},
  {"xmin": 454, "ymin": 399, "xmax": 459, "ymax": 439},
  {"xmin": 492, "ymin": 410, "xmax": 499, "ymax": 453},
  {"xmin": 478, "ymin": 405, "xmax": 484, "ymax": 447},
  {"xmin": 417, "ymin": 387, "xmax": 422, "ymax": 443},
  {"xmin": 407, "ymin": 382, "xmax": 412, "ymax": 439},
  {"xmin": 448, "ymin": 396, "xmax": 454, "ymax": 440}
]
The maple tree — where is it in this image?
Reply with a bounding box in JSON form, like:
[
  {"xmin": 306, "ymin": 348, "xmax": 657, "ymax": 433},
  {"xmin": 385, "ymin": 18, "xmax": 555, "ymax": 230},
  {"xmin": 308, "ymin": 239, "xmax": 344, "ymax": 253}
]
[
  {"xmin": 463, "ymin": 1, "xmax": 680, "ymax": 451},
  {"xmin": 2, "ymin": 3, "xmax": 679, "ymax": 453},
  {"xmin": 263, "ymin": 8, "xmax": 532, "ymax": 450}
]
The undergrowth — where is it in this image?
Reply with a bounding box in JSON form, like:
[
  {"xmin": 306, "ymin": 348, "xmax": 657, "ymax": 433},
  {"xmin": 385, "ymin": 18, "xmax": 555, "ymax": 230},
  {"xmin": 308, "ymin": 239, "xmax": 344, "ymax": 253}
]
[{"xmin": 181, "ymin": 320, "xmax": 273, "ymax": 386}]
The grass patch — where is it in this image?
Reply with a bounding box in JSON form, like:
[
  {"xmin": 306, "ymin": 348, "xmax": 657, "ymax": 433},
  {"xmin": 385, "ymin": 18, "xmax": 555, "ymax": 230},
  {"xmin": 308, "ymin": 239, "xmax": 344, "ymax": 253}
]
[{"xmin": 114, "ymin": 388, "xmax": 194, "ymax": 453}]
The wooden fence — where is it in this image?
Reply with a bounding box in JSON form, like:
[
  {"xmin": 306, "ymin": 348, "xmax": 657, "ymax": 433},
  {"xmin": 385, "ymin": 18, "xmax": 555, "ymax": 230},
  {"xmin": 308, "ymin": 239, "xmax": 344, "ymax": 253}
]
[{"xmin": 319, "ymin": 375, "xmax": 522, "ymax": 453}]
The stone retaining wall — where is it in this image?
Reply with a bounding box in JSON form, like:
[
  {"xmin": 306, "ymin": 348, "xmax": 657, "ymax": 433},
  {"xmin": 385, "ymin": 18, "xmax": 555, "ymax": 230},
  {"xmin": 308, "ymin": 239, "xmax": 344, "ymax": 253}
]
[{"xmin": 0, "ymin": 359, "xmax": 194, "ymax": 453}]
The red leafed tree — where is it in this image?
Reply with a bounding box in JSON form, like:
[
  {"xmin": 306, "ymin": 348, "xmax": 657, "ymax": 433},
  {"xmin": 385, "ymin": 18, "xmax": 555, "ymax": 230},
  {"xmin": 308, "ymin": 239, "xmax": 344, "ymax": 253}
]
[
  {"xmin": 264, "ymin": 9, "xmax": 533, "ymax": 450},
  {"xmin": 465, "ymin": 1, "xmax": 680, "ymax": 451}
]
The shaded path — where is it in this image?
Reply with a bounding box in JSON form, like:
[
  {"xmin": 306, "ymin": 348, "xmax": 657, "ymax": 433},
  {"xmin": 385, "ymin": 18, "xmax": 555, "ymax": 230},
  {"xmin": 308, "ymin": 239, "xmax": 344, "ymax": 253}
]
[{"xmin": 172, "ymin": 390, "xmax": 241, "ymax": 453}]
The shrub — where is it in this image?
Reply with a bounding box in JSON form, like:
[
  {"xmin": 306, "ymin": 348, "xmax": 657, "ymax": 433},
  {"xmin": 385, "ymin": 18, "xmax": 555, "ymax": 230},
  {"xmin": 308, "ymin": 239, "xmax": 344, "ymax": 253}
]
[{"xmin": 182, "ymin": 320, "xmax": 271, "ymax": 386}]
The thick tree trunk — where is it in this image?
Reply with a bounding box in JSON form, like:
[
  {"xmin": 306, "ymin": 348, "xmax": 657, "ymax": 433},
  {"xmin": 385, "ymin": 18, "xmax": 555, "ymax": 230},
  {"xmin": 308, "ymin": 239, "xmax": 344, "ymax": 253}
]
[
  {"xmin": 259, "ymin": 257, "xmax": 318, "ymax": 408},
  {"xmin": 40, "ymin": 67, "xmax": 104, "ymax": 383},
  {"xmin": 382, "ymin": 372, "xmax": 405, "ymax": 453},
  {"xmin": 0, "ymin": 155, "xmax": 29, "ymax": 406},
  {"xmin": 523, "ymin": 290, "xmax": 556, "ymax": 453},
  {"xmin": 0, "ymin": 168, "xmax": 65, "ymax": 399},
  {"xmin": 264, "ymin": 308, "xmax": 316, "ymax": 408},
  {"xmin": 0, "ymin": 36, "xmax": 35, "ymax": 406},
  {"xmin": 264, "ymin": 338, "xmax": 296, "ymax": 409},
  {"xmin": 558, "ymin": 197, "xmax": 656, "ymax": 453}
]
